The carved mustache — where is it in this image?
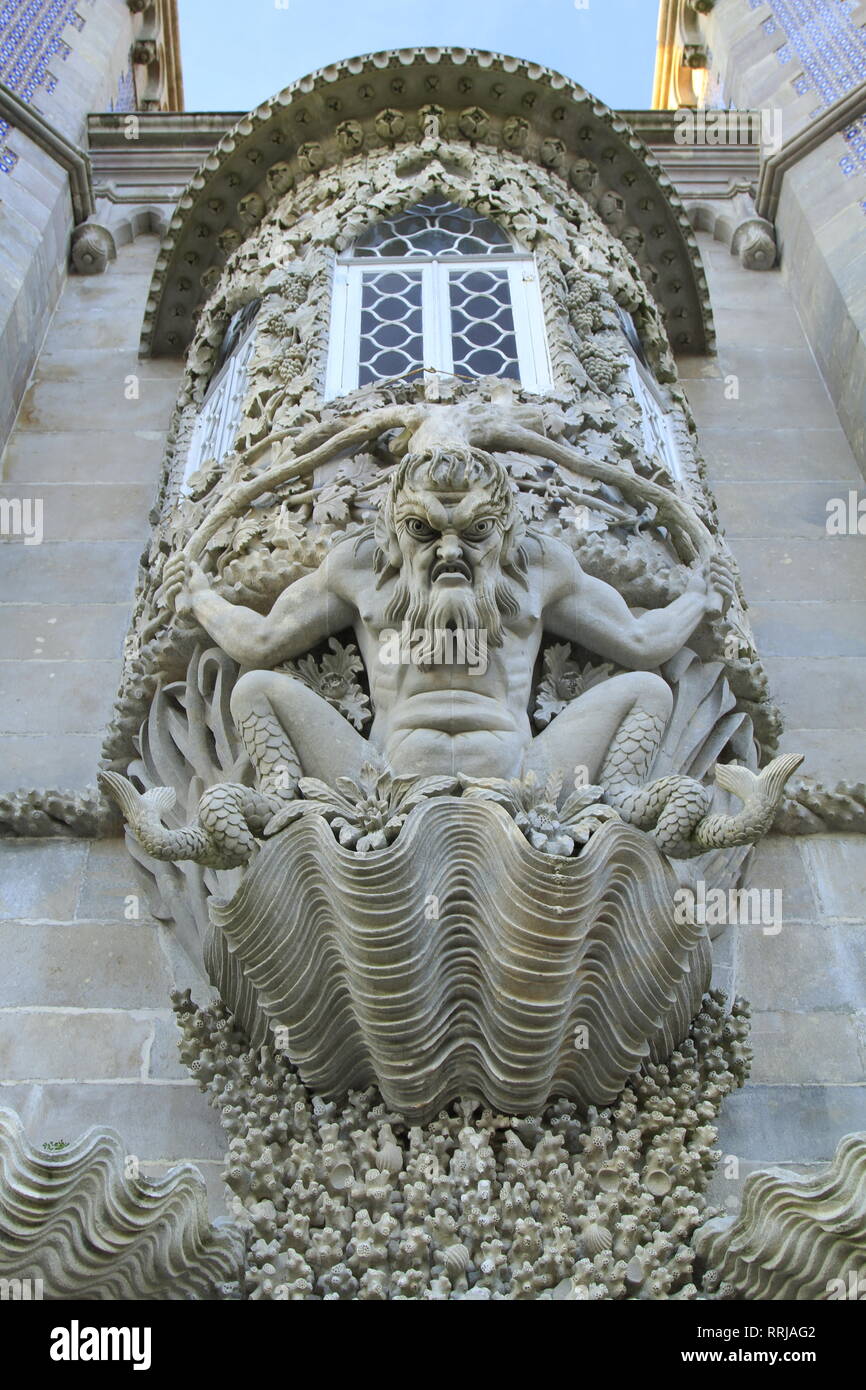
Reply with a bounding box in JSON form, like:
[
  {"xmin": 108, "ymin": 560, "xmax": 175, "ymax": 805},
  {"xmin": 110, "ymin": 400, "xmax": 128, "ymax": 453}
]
[{"xmin": 430, "ymin": 557, "xmax": 472, "ymax": 584}]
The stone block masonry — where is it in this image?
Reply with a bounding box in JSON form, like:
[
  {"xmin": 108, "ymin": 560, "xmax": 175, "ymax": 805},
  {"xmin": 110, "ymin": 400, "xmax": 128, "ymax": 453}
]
[
  {"xmin": 0, "ymin": 837, "xmax": 226, "ymax": 1214},
  {"xmin": 0, "ymin": 235, "xmax": 183, "ymax": 795}
]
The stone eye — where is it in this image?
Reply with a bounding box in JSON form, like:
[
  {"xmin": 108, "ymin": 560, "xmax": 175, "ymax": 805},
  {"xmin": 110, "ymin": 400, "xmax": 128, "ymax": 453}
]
[
  {"xmin": 405, "ymin": 517, "xmax": 436, "ymax": 539},
  {"xmin": 465, "ymin": 517, "xmax": 495, "ymax": 539}
]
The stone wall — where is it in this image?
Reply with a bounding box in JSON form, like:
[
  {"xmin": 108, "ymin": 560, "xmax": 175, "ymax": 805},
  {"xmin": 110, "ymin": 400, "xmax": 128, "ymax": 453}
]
[
  {"xmin": 688, "ymin": 0, "xmax": 866, "ymax": 469},
  {"xmin": 0, "ymin": 234, "xmax": 181, "ymax": 792},
  {"xmin": 682, "ymin": 229, "xmax": 866, "ymax": 1205},
  {"xmin": 0, "ymin": 837, "xmax": 226, "ymax": 1213},
  {"xmin": 0, "ymin": 0, "xmax": 138, "ymax": 449}
]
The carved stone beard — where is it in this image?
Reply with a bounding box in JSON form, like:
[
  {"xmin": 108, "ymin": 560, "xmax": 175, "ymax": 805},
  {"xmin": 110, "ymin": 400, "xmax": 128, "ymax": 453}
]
[{"xmin": 385, "ymin": 554, "xmax": 519, "ymax": 651}]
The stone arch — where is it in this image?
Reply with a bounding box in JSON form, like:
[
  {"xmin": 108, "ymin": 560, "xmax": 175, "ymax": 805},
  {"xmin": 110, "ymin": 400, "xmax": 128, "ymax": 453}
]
[{"xmin": 140, "ymin": 48, "xmax": 714, "ymax": 358}]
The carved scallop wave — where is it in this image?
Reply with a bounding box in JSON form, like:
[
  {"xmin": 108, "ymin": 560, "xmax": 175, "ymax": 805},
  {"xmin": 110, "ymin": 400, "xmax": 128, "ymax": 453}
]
[
  {"xmin": 695, "ymin": 1131, "xmax": 866, "ymax": 1300},
  {"xmin": 0, "ymin": 1109, "xmax": 242, "ymax": 1300},
  {"xmin": 209, "ymin": 799, "xmax": 711, "ymax": 1120}
]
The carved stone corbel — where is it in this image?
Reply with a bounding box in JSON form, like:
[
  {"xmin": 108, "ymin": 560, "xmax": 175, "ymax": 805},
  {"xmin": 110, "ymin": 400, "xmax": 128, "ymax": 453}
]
[
  {"xmin": 69, "ymin": 220, "xmax": 117, "ymax": 275},
  {"xmin": 688, "ymin": 189, "xmax": 777, "ymax": 270}
]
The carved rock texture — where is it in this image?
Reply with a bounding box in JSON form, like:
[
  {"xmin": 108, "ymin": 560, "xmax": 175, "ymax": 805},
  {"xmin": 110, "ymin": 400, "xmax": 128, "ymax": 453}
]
[
  {"xmin": 0, "ymin": 1109, "xmax": 242, "ymax": 1300},
  {"xmin": 0, "ymin": 785, "xmax": 117, "ymax": 838},
  {"xmin": 695, "ymin": 1132, "xmax": 866, "ymax": 1300},
  {"xmin": 208, "ymin": 802, "xmax": 711, "ymax": 1119},
  {"xmin": 175, "ymin": 989, "xmax": 750, "ymax": 1300},
  {"xmin": 774, "ymin": 777, "xmax": 866, "ymax": 835}
]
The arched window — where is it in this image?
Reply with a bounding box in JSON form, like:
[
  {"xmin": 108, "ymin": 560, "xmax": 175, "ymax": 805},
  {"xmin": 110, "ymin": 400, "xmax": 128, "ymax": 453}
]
[
  {"xmin": 616, "ymin": 307, "xmax": 683, "ymax": 484},
  {"xmin": 325, "ymin": 197, "xmax": 551, "ymax": 398},
  {"xmin": 182, "ymin": 299, "xmax": 261, "ymax": 488}
]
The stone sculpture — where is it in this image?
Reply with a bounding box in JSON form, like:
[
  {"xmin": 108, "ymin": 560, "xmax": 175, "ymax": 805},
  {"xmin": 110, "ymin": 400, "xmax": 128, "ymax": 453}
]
[
  {"xmin": 102, "ymin": 399, "xmax": 800, "ymax": 1116},
  {"xmin": 695, "ymin": 1131, "xmax": 866, "ymax": 1301},
  {"xmin": 0, "ymin": 1109, "xmax": 241, "ymax": 1300},
  {"xmin": 60, "ymin": 51, "xmax": 831, "ymax": 1297},
  {"xmin": 103, "ymin": 405, "xmax": 799, "ymax": 873}
]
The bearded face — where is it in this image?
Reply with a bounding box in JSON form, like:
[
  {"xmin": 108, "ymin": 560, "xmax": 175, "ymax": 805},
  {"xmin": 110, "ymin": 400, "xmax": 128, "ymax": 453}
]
[{"xmin": 379, "ymin": 448, "xmax": 525, "ymax": 652}]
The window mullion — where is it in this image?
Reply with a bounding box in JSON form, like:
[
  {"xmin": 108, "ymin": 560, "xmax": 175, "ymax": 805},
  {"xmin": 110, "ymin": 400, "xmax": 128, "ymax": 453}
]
[
  {"xmin": 344, "ymin": 266, "xmax": 363, "ymax": 393},
  {"xmin": 431, "ymin": 262, "xmax": 454, "ymax": 375},
  {"xmin": 508, "ymin": 262, "xmax": 544, "ymax": 393}
]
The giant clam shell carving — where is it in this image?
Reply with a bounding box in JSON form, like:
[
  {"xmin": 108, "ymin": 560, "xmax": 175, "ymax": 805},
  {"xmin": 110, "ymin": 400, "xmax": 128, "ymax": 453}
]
[
  {"xmin": 209, "ymin": 799, "xmax": 710, "ymax": 1120},
  {"xmin": 696, "ymin": 1131, "xmax": 866, "ymax": 1300},
  {"xmin": 0, "ymin": 1109, "xmax": 242, "ymax": 1300}
]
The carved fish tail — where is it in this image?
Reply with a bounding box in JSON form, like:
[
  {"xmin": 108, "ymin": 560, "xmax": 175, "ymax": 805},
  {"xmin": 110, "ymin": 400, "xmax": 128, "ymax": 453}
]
[
  {"xmin": 601, "ymin": 708, "xmax": 671, "ymax": 828},
  {"xmin": 689, "ymin": 754, "xmax": 805, "ymax": 856},
  {"xmin": 99, "ymin": 772, "xmax": 259, "ymax": 869},
  {"xmin": 236, "ymin": 707, "xmax": 301, "ymax": 802}
]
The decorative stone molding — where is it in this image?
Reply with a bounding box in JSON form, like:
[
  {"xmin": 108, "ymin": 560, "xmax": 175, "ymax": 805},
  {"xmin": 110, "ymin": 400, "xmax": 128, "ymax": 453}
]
[
  {"xmin": 139, "ymin": 49, "xmax": 714, "ymax": 358},
  {"xmin": 756, "ymin": 77, "xmax": 866, "ymax": 220},
  {"xmin": 623, "ymin": 112, "xmax": 778, "ymax": 272},
  {"xmin": 774, "ymin": 777, "xmax": 866, "ymax": 836},
  {"xmin": 0, "ymin": 1109, "xmax": 242, "ymax": 1300},
  {"xmin": 87, "ymin": 112, "xmax": 233, "ymax": 248},
  {"xmin": 127, "ymin": 0, "xmax": 184, "ymax": 113},
  {"xmin": 696, "ymin": 1131, "xmax": 866, "ymax": 1300},
  {"xmin": 69, "ymin": 220, "xmax": 117, "ymax": 275},
  {"xmin": 0, "ymin": 79, "xmax": 93, "ymax": 223}
]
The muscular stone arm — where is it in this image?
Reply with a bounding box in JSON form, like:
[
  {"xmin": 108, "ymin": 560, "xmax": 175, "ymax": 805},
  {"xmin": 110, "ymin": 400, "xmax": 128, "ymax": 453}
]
[
  {"xmin": 179, "ymin": 554, "xmax": 355, "ymax": 668},
  {"xmin": 544, "ymin": 544, "xmax": 723, "ymax": 670}
]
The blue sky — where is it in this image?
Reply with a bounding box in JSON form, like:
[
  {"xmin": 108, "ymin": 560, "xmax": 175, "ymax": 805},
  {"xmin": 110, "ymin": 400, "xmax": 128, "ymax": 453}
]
[{"xmin": 177, "ymin": 0, "xmax": 660, "ymax": 113}]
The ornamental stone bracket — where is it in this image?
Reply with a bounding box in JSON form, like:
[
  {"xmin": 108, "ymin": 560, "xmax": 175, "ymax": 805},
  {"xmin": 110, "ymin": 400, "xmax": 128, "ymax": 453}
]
[
  {"xmin": 690, "ymin": 189, "xmax": 776, "ymax": 270},
  {"xmin": 70, "ymin": 220, "xmax": 117, "ymax": 275},
  {"xmin": 139, "ymin": 48, "xmax": 715, "ymax": 358},
  {"xmin": 74, "ymin": 113, "xmax": 237, "ymax": 271},
  {"xmin": 125, "ymin": 0, "xmax": 184, "ymax": 114}
]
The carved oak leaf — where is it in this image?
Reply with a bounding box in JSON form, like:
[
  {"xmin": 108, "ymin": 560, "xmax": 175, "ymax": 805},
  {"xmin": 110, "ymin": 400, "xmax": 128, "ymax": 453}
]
[
  {"xmin": 312, "ymin": 481, "xmax": 354, "ymax": 526},
  {"xmin": 343, "ymin": 453, "xmax": 381, "ymax": 490},
  {"xmin": 229, "ymin": 517, "xmax": 266, "ymax": 555},
  {"xmin": 268, "ymin": 504, "xmax": 307, "ymax": 548},
  {"xmin": 578, "ymin": 429, "xmax": 619, "ymax": 464},
  {"xmin": 277, "ymin": 638, "xmax": 371, "ymax": 731},
  {"xmin": 534, "ymin": 644, "xmax": 617, "ymax": 728},
  {"xmin": 507, "ymin": 455, "xmax": 545, "ymax": 481},
  {"xmin": 515, "ymin": 490, "xmax": 548, "ymax": 522}
]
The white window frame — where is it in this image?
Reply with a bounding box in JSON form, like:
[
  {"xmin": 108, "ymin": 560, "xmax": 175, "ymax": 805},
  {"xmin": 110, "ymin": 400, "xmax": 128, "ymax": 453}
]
[
  {"xmin": 325, "ymin": 252, "xmax": 551, "ymax": 399},
  {"xmin": 624, "ymin": 350, "xmax": 684, "ymax": 485},
  {"xmin": 182, "ymin": 318, "xmax": 259, "ymax": 490}
]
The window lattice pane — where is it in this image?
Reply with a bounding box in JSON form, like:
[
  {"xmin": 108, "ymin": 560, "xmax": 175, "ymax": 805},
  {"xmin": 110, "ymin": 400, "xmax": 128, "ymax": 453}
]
[
  {"xmin": 449, "ymin": 267, "xmax": 520, "ymax": 381},
  {"xmin": 353, "ymin": 196, "xmax": 513, "ymax": 259},
  {"xmin": 358, "ymin": 269, "xmax": 424, "ymax": 385}
]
